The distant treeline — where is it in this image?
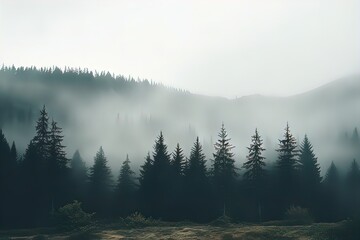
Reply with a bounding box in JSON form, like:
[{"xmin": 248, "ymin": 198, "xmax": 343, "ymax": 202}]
[
  {"xmin": 0, "ymin": 106, "xmax": 360, "ymax": 228},
  {"xmin": 0, "ymin": 65, "xmax": 187, "ymax": 127}
]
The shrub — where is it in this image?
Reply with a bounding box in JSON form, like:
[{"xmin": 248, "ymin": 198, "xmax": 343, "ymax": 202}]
[
  {"xmin": 284, "ymin": 206, "xmax": 314, "ymax": 225},
  {"xmin": 118, "ymin": 212, "xmax": 159, "ymax": 228},
  {"xmin": 57, "ymin": 201, "xmax": 95, "ymax": 229},
  {"xmin": 210, "ymin": 214, "xmax": 232, "ymax": 227}
]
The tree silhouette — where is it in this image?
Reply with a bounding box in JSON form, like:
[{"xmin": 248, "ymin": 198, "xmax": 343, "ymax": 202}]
[
  {"xmin": 211, "ymin": 123, "xmax": 236, "ymax": 216},
  {"xmin": 243, "ymin": 128, "xmax": 266, "ymax": 221},
  {"xmin": 297, "ymin": 135, "xmax": 322, "ymax": 217},
  {"xmin": 115, "ymin": 154, "xmax": 137, "ymax": 216},
  {"xmin": 276, "ymin": 123, "xmax": 299, "ymax": 208},
  {"xmin": 184, "ymin": 137, "xmax": 211, "ymax": 221},
  {"xmin": 89, "ymin": 147, "xmax": 113, "ymax": 216},
  {"xmin": 70, "ymin": 150, "xmax": 88, "ymax": 203},
  {"xmin": 138, "ymin": 152, "xmax": 154, "ymax": 216},
  {"xmin": 346, "ymin": 159, "xmax": 360, "ymax": 218},
  {"xmin": 322, "ymin": 161, "xmax": 341, "ymax": 221},
  {"xmin": 150, "ymin": 131, "xmax": 172, "ymax": 218}
]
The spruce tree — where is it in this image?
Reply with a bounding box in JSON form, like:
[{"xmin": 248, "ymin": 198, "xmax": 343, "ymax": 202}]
[
  {"xmin": 243, "ymin": 128, "xmax": 266, "ymax": 187},
  {"xmin": 115, "ymin": 154, "xmax": 137, "ymax": 216},
  {"xmin": 116, "ymin": 154, "xmax": 136, "ymax": 193},
  {"xmin": 139, "ymin": 152, "xmax": 153, "ymax": 188},
  {"xmin": 70, "ymin": 150, "xmax": 88, "ymax": 203},
  {"xmin": 48, "ymin": 120, "xmax": 69, "ymax": 211},
  {"xmin": 89, "ymin": 147, "xmax": 113, "ymax": 216},
  {"xmin": 184, "ymin": 137, "xmax": 210, "ymax": 221},
  {"xmin": 298, "ymin": 135, "xmax": 321, "ymax": 213},
  {"xmin": 150, "ymin": 131, "xmax": 172, "ymax": 218},
  {"xmin": 211, "ymin": 124, "xmax": 236, "ymax": 215},
  {"xmin": 243, "ymin": 128, "xmax": 266, "ymax": 222},
  {"xmin": 32, "ymin": 105, "xmax": 50, "ymax": 157},
  {"xmin": 49, "ymin": 120, "xmax": 68, "ymax": 169},
  {"xmin": 0, "ymin": 129, "xmax": 10, "ymax": 227},
  {"xmin": 169, "ymin": 143, "xmax": 186, "ymax": 220},
  {"xmin": 276, "ymin": 123, "xmax": 299, "ymax": 205},
  {"xmin": 346, "ymin": 159, "xmax": 360, "ymax": 217},
  {"xmin": 299, "ymin": 135, "xmax": 321, "ymax": 186},
  {"xmin": 172, "ymin": 143, "xmax": 185, "ymax": 178},
  {"xmin": 322, "ymin": 161, "xmax": 341, "ymax": 221},
  {"xmin": 10, "ymin": 141, "xmax": 17, "ymax": 163},
  {"xmin": 138, "ymin": 152, "xmax": 154, "ymax": 216}
]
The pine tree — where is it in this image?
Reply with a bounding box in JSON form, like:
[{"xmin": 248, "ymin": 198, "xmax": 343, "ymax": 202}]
[
  {"xmin": 243, "ymin": 128, "xmax": 266, "ymax": 222},
  {"xmin": 184, "ymin": 137, "xmax": 210, "ymax": 221},
  {"xmin": 139, "ymin": 152, "xmax": 153, "ymax": 187},
  {"xmin": 89, "ymin": 147, "xmax": 113, "ymax": 216},
  {"xmin": 138, "ymin": 152, "xmax": 154, "ymax": 216},
  {"xmin": 243, "ymin": 128, "xmax": 266, "ymax": 187},
  {"xmin": 346, "ymin": 159, "xmax": 360, "ymax": 217},
  {"xmin": 172, "ymin": 143, "xmax": 185, "ymax": 178},
  {"xmin": 211, "ymin": 124, "xmax": 236, "ymax": 216},
  {"xmin": 324, "ymin": 161, "xmax": 339, "ymax": 187},
  {"xmin": 70, "ymin": 150, "xmax": 88, "ymax": 203},
  {"xmin": 0, "ymin": 129, "xmax": 10, "ymax": 226},
  {"xmin": 10, "ymin": 141, "xmax": 17, "ymax": 163},
  {"xmin": 169, "ymin": 143, "xmax": 186, "ymax": 220},
  {"xmin": 299, "ymin": 135, "xmax": 321, "ymax": 185},
  {"xmin": 276, "ymin": 123, "xmax": 299, "ymax": 207},
  {"xmin": 116, "ymin": 154, "xmax": 136, "ymax": 192},
  {"xmin": 298, "ymin": 135, "xmax": 321, "ymax": 212},
  {"xmin": 49, "ymin": 120, "xmax": 68, "ymax": 170},
  {"xmin": 115, "ymin": 154, "xmax": 137, "ymax": 216},
  {"xmin": 322, "ymin": 161, "xmax": 341, "ymax": 221},
  {"xmin": 150, "ymin": 131, "xmax": 172, "ymax": 218},
  {"xmin": 32, "ymin": 105, "xmax": 50, "ymax": 157}
]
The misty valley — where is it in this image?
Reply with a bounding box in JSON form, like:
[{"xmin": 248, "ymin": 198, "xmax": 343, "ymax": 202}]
[{"xmin": 0, "ymin": 67, "xmax": 360, "ymax": 239}]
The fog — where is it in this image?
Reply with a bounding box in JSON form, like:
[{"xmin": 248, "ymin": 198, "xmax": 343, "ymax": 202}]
[
  {"xmin": 1, "ymin": 0, "xmax": 359, "ymax": 98},
  {"xmin": 1, "ymin": 68, "xmax": 359, "ymax": 177}
]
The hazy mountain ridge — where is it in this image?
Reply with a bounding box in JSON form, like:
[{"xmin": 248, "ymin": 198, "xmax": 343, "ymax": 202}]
[{"xmin": 0, "ymin": 66, "xmax": 359, "ymax": 172}]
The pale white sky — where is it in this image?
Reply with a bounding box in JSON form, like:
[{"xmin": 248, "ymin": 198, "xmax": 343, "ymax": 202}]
[{"xmin": 1, "ymin": 0, "xmax": 359, "ymax": 98}]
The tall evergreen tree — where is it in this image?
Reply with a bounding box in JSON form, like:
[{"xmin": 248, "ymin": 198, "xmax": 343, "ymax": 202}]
[
  {"xmin": 346, "ymin": 159, "xmax": 360, "ymax": 217},
  {"xmin": 322, "ymin": 161, "xmax": 341, "ymax": 221},
  {"xmin": 138, "ymin": 152, "xmax": 154, "ymax": 216},
  {"xmin": 48, "ymin": 120, "xmax": 69, "ymax": 212},
  {"xmin": 0, "ymin": 129, "xmax": 11, "ymax": 226},
  {"xmin": 150, "ymin": 131, "xmax": 172, "ymax": 218},
  {"xmin": 243, "ymin": 128, "xmax": 266, "ymax": 222},
  {"xmin": 276, "ymin": 123, "xmax": 299, "ymax": 208},
  {"xmin": 184, "ymin": 137, "xmax": 211, "ymax": 221},
  {"xmin": 139, "ymin": 152, "xmax": 153, "ymax": 188},
  {"xmin": 171, "ymin": 143, "xmax": 185, "ymax": 178},
  {"xmin": 243, "ymin": 128, "xmax": 266, "ymax": 187},
  {"xmin": 70, "ymin": 150, "xmax": 88, "ymax": 203},
  {"xmin": 169, "ymin": 144, "xmax": 186, "ymax": 219},
  {"xmin": 211, "ymin": 124, "xmax": 236, "ymax": 215},
  {"xmin": 89, "ymin": 147, "xmax": 113, "ymax": 216},
  {"xmin": 32, "ymin": 105, "xmax": 50, "ymax": 157},
  {"xmin": 299, "ymin": 135, "xmax": 321, "ymax": 186},
  {"xmin": 298, "ymin": 135, "xmax": 321, "ymax": 215},
  {"xmin": 115, "ymin": 154, "xmax": 137, "ymax": 216}
]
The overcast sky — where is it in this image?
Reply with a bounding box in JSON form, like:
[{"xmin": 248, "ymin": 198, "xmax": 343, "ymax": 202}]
[{"xmin": 1, "ymin": 0, "xmax": 359, "ymax": 98}]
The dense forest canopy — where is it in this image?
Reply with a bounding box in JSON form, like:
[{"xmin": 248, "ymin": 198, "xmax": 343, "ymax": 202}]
[{"xmin": 1, "ymin": 106, "xmax": 360, "ymax": 228}]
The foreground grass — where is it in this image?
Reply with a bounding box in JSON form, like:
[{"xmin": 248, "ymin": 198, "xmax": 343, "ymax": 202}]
[{"xmin": 0, "ymin": 222, "xmax": 339, "ymax": 240}]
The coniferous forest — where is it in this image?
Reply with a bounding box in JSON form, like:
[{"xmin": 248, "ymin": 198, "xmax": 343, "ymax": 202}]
[{"xmin": 1, "ymin": 103, "xmax": 360, "ymax": 229}]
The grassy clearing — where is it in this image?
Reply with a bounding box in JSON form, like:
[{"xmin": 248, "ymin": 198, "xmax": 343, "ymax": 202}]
[{"xmin": 0, "ymin": 222, "xmax": 338, "ymax": 240}]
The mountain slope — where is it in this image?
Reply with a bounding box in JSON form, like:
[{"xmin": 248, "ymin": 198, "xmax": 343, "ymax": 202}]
[{"xmin": 0, "ymin": 66, "xmax": 359, "ymax": 170}]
